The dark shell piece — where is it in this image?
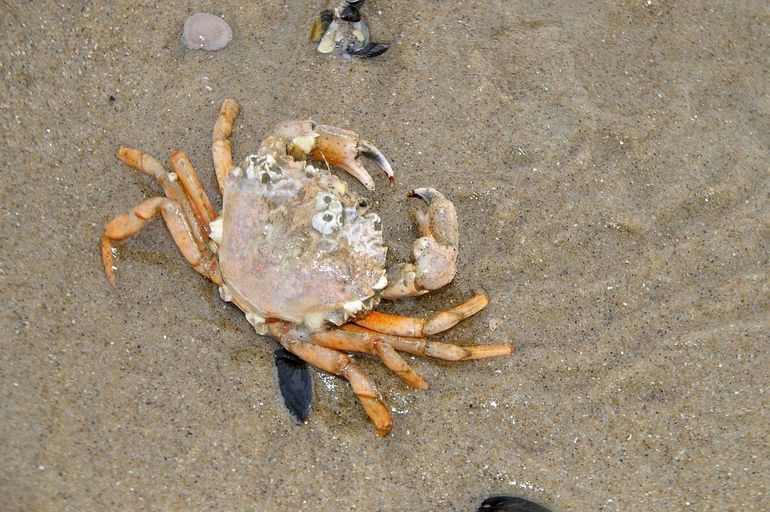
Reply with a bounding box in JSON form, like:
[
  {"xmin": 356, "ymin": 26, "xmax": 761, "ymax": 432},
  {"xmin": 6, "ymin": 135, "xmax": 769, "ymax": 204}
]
[
  {"xmin": 340, "ymin": 5, "xmax": 362, "ymax": 22},
  {"xmin": 478, "ymin": 496, "xmax": 554, "ymax": 512},
  {"xmin": 275, "ymin": 348, "xmax": 313, "ymax": 423},
  {"xmin": 345, "ymin": 0, "xmax": 365, "ymax": 7},
  {"xmin": 319, "ymin": 9, "xmax": 334, "ymax": 23},
  {"xmin": 347, "ymin": 42, "xmax": 390, "ymax": 58}
]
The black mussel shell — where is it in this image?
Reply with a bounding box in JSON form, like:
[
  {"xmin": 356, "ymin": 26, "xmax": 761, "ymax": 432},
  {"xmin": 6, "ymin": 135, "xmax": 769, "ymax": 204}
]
[
  {"xmin": 275, "ymin": 348, "xmax": 313, "ymax": 423},
  {"xmin": 320, "ymin": 9, "xmax": 334, "ymax": 23},
  {"xmin": 340, "ymin": 5, "xmax": 362, "ymax": 22},
  {"xmin": 478, "ymin": 496, "xmax": 554, "ymax": 512},
  {"xmin": 347, "ymin": 42, "xmax": 390, "ymax": 58},
  {"xmin": 345, "ymin": 0, "xmax": 365, "ymax": 7}
]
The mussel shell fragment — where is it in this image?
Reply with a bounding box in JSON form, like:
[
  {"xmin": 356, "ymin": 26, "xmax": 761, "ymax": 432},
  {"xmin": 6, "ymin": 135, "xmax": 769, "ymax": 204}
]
[
  {"xmin": 347, "ymin": 42, "xmax": 390, "ymax": 59},
  {"xmin": 340, "ymin": 5, "xmax": 362, "ymax": 22},
  {"xmin": 478, "ymin": 496, "xmax": 554, "ymax": 512},
  {"xmin": 310, "ymin": 10, "xmax": 334, "ymax": 43},
  {"xmin": 275, "ymin": 348, "xmax": 313, "ymax": 423}
]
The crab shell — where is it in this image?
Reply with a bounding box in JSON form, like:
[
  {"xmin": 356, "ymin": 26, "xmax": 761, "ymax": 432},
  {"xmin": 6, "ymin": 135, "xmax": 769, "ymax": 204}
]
[{"xmin": 214, "ymin": 154, "xmax": 388, "ymax": 333}]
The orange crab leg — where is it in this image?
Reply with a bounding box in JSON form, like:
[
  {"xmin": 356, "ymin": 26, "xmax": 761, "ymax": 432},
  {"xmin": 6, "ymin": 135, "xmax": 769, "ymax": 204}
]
[
  {"xmin": 169, "ymin": 151, "xmax": 217, "ymax": 231},
  {"xmin": 311, "ymin": 330, "xmax": 428, "ymax": 389},
  {"xmin": 270, "ymin": 323, "xmax": 393, "ymax": 436},
  {"xmin": 116, "ymin": 146, "xmax": 208, "ymax": 251},
  {"xmin": 355, "ymin": 290, "xmax": 489, "ymax": 337},
  {"xmin": 212, "ymin": 98, "xmax": 240, "ymax": 193},
  {"xmin": 341, "ymin": 324, "xmax": 513, "ymax": 361},
  {"xmin": 101, "ymin": 197, "xmax": 221, "ymax": 285}
]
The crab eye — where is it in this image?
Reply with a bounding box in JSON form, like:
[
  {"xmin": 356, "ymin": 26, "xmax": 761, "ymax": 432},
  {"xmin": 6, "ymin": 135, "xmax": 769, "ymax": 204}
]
[{"xmin": 312, "ymin": 210, "xmax": 339, "ymax": 235}]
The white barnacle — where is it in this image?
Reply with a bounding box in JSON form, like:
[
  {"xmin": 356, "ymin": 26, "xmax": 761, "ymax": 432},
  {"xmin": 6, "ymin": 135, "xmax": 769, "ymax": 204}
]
[
  {"xmin": 315, "ymin": 191, "xmax": 337, "ymax": 209},
  {"xmin": 218, "ymin": 284, "xmax": 233, "ymax": 302},
  {"xmin": 312, "ymin": 210, "xmax": 339, "ymax": 235},
  {"xmin": 245, "ymin": 160, "xmax": 258, "ymax": 180},
  {"xmin": 292, "ymin": 134, "xmax": 318, "ymax": 156},
  {"xmin": 245, "ymin": 312, "xmax": 269, "ymax": 335},
  {"xmin": 231, "ymin": 166, "xmax": 243, "ymax": 177},
  {"xmin": 209, "ymin": 217, "xmax": 223, "ymax": 245},
  {"xmin": 343, "ymin": 299, "xmax": 364, "ymax": 316},
  {"xmin": 372, "ymin": 273, "xmax": 388, "ymax": 290}
]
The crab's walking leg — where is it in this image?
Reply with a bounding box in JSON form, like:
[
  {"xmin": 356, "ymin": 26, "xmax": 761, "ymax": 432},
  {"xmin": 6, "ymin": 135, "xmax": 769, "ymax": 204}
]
[
  {"xmin": 116, "ymin": 147, "xmax": 209, "ymax": 251},
  {"xmin": 382, "ymin": 188, "xmax": 459, "ymax": 299},
  {"xmin": 212, "ymin": 98, "xmax": 240, "ymax": 193},
  {"xmin": 269, "ymin": 121, "xmax": 393, "ymax": 191},
  {"xmin": 169, "ymin": 151, "xmax": 217, "ymax": 232},
  {"xmin": 101, "ymin": 197, "xmax": 221, "ymax": 285},
  {"xmin": 311, "ymin": 330, "xmax": 428, "ymax": 390},
  {"xmin": 270, "ymin": 323, "xmax": 393, "ymax": 436},
  {"xmin": 342, "ymin": 325, "xmax": 513, "ymax": 361},
  {"xmin": 356, "ymin": 290, "xmax": 489, "ymax": 337}
]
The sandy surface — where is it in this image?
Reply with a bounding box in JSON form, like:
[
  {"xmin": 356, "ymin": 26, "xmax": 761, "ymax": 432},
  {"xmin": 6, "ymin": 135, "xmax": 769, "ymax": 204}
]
[{"xmin": 1, "ymin": 1, "xmax": 768, "ymax": 510}]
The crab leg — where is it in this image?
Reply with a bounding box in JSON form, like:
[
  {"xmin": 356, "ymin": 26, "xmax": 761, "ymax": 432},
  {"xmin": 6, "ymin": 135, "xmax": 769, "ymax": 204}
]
[
  {"xmin": 356, "ymin": 290, "xmax": 489, "ymax": 337},
  {"xmin": 269, "ymin": 120, "xmax": 393, "ymax": 191},
  {"xmin": 270, "ymin": 323, "xmax": 393, "ymax": 436},
  {"xmin": 212, "ymin": 98, "xmax": 240, "ymax": 193},
  {"xmin": 116, "ymin": 147, "xmax": 209, "ymax": 251},
  {"xmin": 101, "ymin": 197, "xmax": 221, "ymax": 285},
  {"xmin": 342, "ymin": 325, "xmax": 513, "ymax": 361},
  {"xmin": 169, "ymin": 151, "xmax": 217, "ymax": 232},
  {"xmin": 382, "ymin": 188, "xmax": 459, "ymax": 299},
  {"xmin": 311, "ymin": 330, "xmax": 428, "ymax": 389}
]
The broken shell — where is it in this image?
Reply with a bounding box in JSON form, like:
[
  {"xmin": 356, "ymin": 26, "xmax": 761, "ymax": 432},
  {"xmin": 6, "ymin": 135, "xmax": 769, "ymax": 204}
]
[
  {"xmin": 310, "ymin": 10, "xmax": 333, "ymax": 43},
  {"xmin": 340, "ymin": 5, "xmax": 362, "ymax": 22},
  {"xmin": 347, "ymin": 42, "xmax": 389, "ymax": 59},
  {"xmin": 274, "ymin": 348, "xmax": 313, "ymax": 423},
  {"xmin": 182, "ymin": 13, "xmax": 232, "ymax": 51},
  {"xmin": 477, "ymin": 496, "xmax": 554, "ymax": 512}
]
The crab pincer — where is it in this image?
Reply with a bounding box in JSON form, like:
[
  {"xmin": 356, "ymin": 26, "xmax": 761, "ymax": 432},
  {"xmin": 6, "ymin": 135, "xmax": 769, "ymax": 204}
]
[
  {"xmin": 269, "ymin": 120, "xmax": 393, "ymax": 191},
  {"xmin": 382, "ymin": 188, "xmax": 460, "ymax": 299}
]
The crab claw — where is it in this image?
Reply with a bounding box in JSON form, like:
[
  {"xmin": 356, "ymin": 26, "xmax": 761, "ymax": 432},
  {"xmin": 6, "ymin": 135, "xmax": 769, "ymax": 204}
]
[
  {"xmin": 267, "ymin": 121, "xmax": 393, "ymax": 191},
  {"xmin": 382, "ymin": 188, "xmax": 459, "ymax": 299},
  {"xmin": 312, "ymin": 124, "xmax": 394, "ymax": 191}
]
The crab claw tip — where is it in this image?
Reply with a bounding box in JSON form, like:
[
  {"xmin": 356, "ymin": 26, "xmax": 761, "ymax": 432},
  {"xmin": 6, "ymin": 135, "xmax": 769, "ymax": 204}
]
[
  {"xmin": 408, "ymin": 187, "xmax": 432, "ymax": 202},
  {"xmin": 360, "ymin": 139, "xmax": 394, "ymax": 181}
]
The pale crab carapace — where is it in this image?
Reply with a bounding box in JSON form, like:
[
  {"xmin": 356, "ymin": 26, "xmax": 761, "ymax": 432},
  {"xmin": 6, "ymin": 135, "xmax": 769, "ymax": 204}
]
[{"xmin": 101, "ymin": 99, "xmax": 512, "ymax": 436}]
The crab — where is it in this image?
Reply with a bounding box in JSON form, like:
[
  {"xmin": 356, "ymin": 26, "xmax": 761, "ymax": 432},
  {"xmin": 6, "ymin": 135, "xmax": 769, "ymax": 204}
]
[{"xmin": 101, "ymin": 99, "xmax": 512, "ymax": 436}]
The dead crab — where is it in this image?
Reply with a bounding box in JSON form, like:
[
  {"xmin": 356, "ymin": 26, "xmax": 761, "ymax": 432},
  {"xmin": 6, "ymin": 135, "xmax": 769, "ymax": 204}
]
[{"xmin": 101, "ymin": 99, "xmax": 512, "ymax": 436}]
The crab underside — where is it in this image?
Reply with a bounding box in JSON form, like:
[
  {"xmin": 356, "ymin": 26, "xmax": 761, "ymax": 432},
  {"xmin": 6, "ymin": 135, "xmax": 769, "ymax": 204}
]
[{"xmin": 102, "ymin": 99, "xmax": 512, "ymax": 436}]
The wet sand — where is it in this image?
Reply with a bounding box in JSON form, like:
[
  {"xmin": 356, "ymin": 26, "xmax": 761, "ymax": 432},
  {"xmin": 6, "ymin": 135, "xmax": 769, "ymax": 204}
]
[{"xmin": 1, "ymin": 1, "xmax": 768, "ymax": 510}]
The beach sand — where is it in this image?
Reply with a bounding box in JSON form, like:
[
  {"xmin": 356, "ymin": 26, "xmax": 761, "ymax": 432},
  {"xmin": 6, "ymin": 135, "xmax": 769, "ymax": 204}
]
[{"xmin": 1, "ymin": 1, "xmax": 767, "ymax": 510}]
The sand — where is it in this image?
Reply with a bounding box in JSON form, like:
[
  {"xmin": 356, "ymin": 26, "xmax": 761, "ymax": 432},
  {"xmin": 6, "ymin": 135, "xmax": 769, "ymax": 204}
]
[{"xmin": 1, "ymin": 1, "xmax": 767, "ymax": 510}]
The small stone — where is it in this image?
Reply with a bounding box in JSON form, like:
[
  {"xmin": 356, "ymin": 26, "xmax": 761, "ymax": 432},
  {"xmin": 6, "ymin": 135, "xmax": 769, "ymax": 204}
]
[{"xmin": 182, "ymin": 12, "xmax": 232, "ymax": 51}]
